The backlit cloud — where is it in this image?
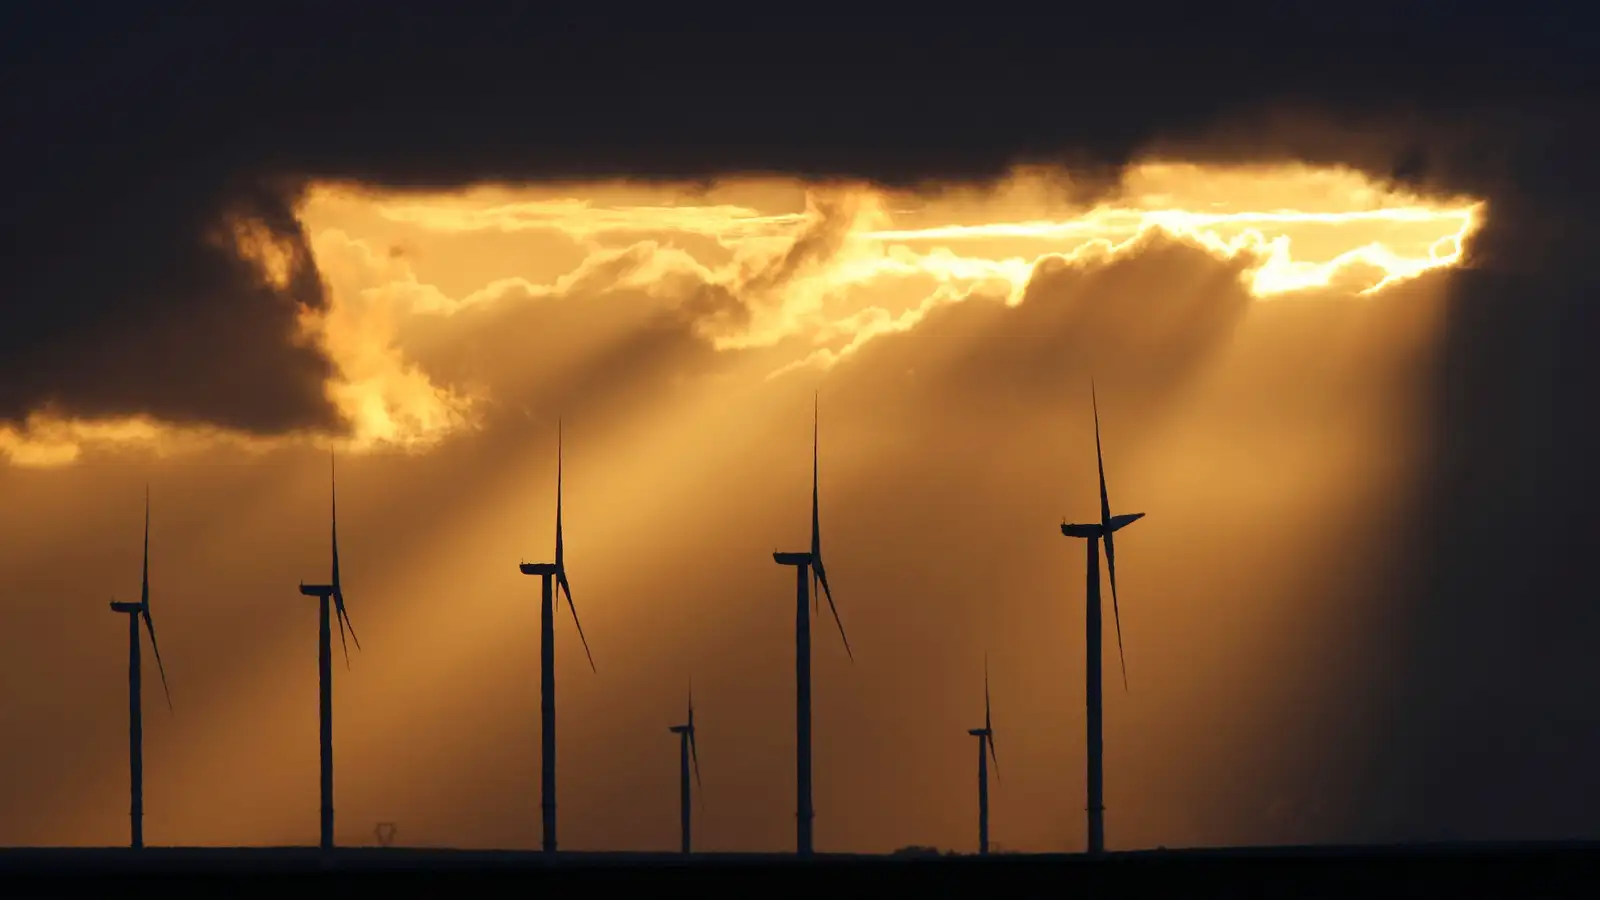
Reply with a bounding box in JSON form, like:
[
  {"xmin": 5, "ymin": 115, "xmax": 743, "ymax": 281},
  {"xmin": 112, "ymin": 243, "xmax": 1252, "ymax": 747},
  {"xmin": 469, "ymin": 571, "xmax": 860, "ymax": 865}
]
[{"xmin": 0, "ymin": 163, "xmax": 1480, "ymax": 467}]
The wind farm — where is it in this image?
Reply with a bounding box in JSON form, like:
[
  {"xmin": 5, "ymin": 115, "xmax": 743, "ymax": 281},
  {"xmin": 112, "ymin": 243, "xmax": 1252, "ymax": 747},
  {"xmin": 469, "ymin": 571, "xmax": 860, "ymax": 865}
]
[
  {"xmin": 13, "ymin": 2, "xmax": 1600, "ymax": 891},
  {"xmin": 0, "ymin": 385, "xmax": 1594, "ymax": 893}
]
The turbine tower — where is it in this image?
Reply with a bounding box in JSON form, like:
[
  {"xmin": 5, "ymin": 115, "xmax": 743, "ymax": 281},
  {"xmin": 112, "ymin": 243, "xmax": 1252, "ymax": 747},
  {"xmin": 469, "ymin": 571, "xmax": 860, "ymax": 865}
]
[
  {"xmin": 297, "ymin": 453, "xmax": 362, "ymax": 852},
  {"xmin": 966, "ymin": 655, "xmax": 1000, "ymax": 856},
  {"xmin": 518, "ymin": 419, "xmax": 596, "ymax": 853},
  {"xmin": 1059, "ymin": 381, "xmax": 1143, "ymax": 856},
  {"xmin": 107, "ymin": 486, "xmax": 172, "ymax": 850},
  {"xmin": 667, "ymin": 681, "xmax": 703, "ymax": 854},
  {"xmin": 772, "ymin": 393, "xmax": 854, "ymax": 857}
]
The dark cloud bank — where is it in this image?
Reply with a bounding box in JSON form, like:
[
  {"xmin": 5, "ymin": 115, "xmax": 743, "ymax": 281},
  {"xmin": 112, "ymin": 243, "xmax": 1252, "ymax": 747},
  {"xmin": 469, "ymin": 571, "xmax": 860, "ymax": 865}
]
[
  {"xmin": 1, "ymin": 12, "xmax": 1591, "ymax": 430},
  {"xmin": 4, "ymin": 12, "xmax": 1600, "ymax": 843}
]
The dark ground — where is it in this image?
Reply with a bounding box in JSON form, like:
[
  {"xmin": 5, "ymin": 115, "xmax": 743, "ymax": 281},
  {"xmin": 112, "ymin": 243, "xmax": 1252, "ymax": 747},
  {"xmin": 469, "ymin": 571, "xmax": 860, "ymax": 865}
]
[{"xmin": 1, "ymin": 843, "xmax": 1596, "ymax": 895}]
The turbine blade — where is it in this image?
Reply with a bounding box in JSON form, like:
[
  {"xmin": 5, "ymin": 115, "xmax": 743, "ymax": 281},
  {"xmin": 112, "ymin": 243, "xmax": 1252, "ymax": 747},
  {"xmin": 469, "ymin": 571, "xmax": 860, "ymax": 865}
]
[
  {"xmin": 687, "ymin": 677, "xmax": 702, "ymax": 792},
  {"xmin": 336, "ymin": 591, "xmax": 362, "ymax": 650},
  {"xmin": 1105, "ymin": 535, "xmax": 1128, "ymax": 692},
  {"xmin": 330, "ymin": 452, "xmax": 341, "ymax": 593},
  {"xmin": 140, "ymin": 486, "xmax": 151, "ymax": 608},
  {"xmin": 141, "ymin": 609, "xmax": 173, "ymax": 712},
  {"xmin": 1093, "ymin": 381, "xmax": 1113, "ymax": 533},
  {"xmin": 1108, "ymin": 512, "xmax": 1145, "ymax": 532},
  {"xmin": 984, "ymin": 653, "xmax": 992, "ymax": 732},
  {"xmin": 558, "ymin": 572, "xmax": 596, "ymax": 672},
  {"xmin": 812, "ymin": 392, "xmax": 824, "ymax": 558},
  {"xmin": 984, "ymin": 655, "xmax": 998, "ymax": 782},
  {"xmin": 812, "ymin": 559, "xmax": 853, "ymax": 662},
  {"xmin": 548, "ymin": 423, "xmax": 591, "ymax": 670},
  {"xmin": 334, "ymin": 599, "xmax": 352, "ymax": 670},
  {"xmin": 555, "ymin": 419, "xmax": 564, "ymax": 571},
  {"xmin": 1092, "ymin": 381, "xmax": 1129, "ymax": 692},
  {"xmin": 690, "ymin": 728, "xmax": 703, "ymax": 790},
  {"xmin": 328, "ymin": 453, "xmax": 360, "ymax": 670}
]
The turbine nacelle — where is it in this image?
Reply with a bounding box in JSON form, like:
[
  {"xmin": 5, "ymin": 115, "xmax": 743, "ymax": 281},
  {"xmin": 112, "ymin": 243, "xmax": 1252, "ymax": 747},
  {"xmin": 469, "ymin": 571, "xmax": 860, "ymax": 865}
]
[
  {"xmin": 967, "ymin": 727, "xmax": 991, "ymax": 737},
  {"xmin": 669, "ymin": 724, "xmax": 692, "ymax": 735},
  {"xmin": 520, "ymin": 562, "xmax": 559, "ymax": 577},
  {"xmin": 109, "ymin": 600, "xmax": 143, "ymax": 614},
  {"xmin": 299, "ymin": 583, "xmax": 336, "ymax": 599},
  {"xmin": 772, "ymin": 551, "xmax": 813, "ymax": 567},
  {"xmin": 1061, "ymin": 512, "xmax": 1144, "ymax": 540}
]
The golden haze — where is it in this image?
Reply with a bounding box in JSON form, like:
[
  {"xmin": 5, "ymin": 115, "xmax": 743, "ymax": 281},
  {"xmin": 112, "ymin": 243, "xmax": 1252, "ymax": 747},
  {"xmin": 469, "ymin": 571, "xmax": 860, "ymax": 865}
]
[
  {"xmin": 0, "ymin": 162, "xmax": 1478, "ymax": 463},
  {"xmin": 0, "ymin": 161, "xmax": 1479, "ymax": 852}
]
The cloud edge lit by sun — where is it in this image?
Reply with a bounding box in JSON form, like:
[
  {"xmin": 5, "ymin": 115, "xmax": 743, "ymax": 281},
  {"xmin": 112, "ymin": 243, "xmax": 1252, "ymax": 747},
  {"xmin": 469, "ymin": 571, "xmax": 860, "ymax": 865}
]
[{"xmin": 0, "ymin": 162, "xmax": 1484, "ymax": 468}]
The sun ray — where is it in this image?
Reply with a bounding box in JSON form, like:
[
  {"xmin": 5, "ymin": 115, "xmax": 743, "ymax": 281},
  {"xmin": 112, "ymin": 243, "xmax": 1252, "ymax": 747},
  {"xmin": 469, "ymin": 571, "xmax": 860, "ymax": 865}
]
[{"xmin": 1, "ymin": 162, "xmax": 1482, "ymax": 467}]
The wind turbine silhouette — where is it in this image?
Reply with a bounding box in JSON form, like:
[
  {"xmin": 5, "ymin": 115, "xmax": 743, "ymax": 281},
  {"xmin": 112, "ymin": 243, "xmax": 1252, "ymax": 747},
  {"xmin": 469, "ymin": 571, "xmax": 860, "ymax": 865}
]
[
  {"xmin": 518, "ymin": 419, "xmax": 595, "ymax": 853},
  {"xmin": 297, "ymin": 452, "xmax": 362, "ymax": 851},
  {"xmin": 966, "ymin": 654, "xmax": 1000, "ymax": 856},
  {"xmin": 108, "ymin": 486, "xmax": 172, "ymax": 850},
  {"xmin": 667, "ymin": 680, "xmax": 703, "ymax": 854},
  {"xmin": 1059, "ymin": 381, "xmax": 1143, "ymax": 856},
  {"xmin": 772, "ymin": 392, "xmax": 854, "ymax": 857}
]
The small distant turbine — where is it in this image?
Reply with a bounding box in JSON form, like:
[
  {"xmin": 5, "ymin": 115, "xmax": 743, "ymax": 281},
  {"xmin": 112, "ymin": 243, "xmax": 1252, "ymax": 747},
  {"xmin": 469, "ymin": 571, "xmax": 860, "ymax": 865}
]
[
  {"xmin": 107, "ymin": 486, "xmax": 172, "ymax": 850},
  {"xmin": 297, "ymin": 452, "xmax": 362, "ymax": 852},
  {"xmin": 667, "ymin": 681, "xmax": 704, "ymax": 854},
  {"xmin": 518, "ymin": 419, "xmax": 596, "ymax": 853},
  {"xmin": 1059, "ymin": 381, "xmax": 1143, "ymax": 856},
  {"xmin": 772, "ymin": 393, "xmax": 854, "ymax": 857},
  {"xmin": 966, "ymin": 655, "xmax": 1000, "ymax": 856}
]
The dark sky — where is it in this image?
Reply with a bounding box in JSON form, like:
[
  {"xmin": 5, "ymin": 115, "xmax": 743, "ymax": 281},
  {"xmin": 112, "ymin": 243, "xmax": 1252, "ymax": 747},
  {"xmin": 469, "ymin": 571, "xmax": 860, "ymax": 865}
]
[
  {"xmin": 3, "ymin": 11, "xmax": 1592, "ymax": 428},
  {"xmin": 3, "ymin": 11, "xmax": 1600, "ymax": 848}
]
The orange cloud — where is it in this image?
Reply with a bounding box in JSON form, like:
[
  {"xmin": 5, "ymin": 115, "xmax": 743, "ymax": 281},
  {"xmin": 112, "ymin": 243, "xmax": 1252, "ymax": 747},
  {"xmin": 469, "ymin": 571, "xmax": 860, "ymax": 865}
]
[{"xmin": 0, "ymin": 162, "xmax": 1480, "ymax": 467}]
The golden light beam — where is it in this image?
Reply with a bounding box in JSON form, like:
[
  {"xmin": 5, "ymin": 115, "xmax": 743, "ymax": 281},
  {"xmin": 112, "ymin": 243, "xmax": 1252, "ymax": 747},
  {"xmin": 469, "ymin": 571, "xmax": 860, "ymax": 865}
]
[{"xmin": 0, "ymin": 162, "xmax": 1483, "ymax": 468}]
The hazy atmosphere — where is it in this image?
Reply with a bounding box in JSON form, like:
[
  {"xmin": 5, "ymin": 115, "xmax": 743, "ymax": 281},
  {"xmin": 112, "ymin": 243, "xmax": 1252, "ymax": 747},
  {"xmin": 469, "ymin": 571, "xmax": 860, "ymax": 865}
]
[{"xmin": 3, "ymin": 14, "xmax": 1597, "ymax": 858}]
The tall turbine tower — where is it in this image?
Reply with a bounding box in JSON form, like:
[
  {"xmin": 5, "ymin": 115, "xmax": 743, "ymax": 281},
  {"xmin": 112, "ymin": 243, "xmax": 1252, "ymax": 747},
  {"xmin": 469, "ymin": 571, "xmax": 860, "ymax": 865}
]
[
  {"xmin": 667, "ymin": 681, "xmax": 703, "ymax": 854},
  {"xmin": 772, "ymin": 393, "xmax": 854, "ymax": 857},
  {"xmin": 966, "ymin": 655, "xmax": 1000, "ymax": 856},
  {"xmin": 107, "ymin": 486, "xmax": 172, "ymax": 850},
  {"xmin": 1059, "ymin": 382, "xmax": 1143, "ymax": 856},
  {"xmin": 518, "ymin": 420, "xmax": 596, "ymax": 853},
  {"xmin": 297, "ymin": 453, "xmax": 362, "ymax": 851}
]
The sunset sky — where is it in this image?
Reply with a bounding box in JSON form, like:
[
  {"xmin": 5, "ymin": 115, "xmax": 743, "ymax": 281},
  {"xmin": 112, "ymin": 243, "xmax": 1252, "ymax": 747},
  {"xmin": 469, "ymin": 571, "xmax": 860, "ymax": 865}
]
[{"xmin": 3, "ymin": 14, "xmax": 1598, "ymax": 854}]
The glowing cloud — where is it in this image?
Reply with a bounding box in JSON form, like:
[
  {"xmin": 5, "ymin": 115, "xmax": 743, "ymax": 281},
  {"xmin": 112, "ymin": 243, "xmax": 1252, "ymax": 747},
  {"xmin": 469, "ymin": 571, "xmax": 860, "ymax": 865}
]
[{"xmin": 0, "ymin": 163, "xmax": 1482, "ymax": 467}]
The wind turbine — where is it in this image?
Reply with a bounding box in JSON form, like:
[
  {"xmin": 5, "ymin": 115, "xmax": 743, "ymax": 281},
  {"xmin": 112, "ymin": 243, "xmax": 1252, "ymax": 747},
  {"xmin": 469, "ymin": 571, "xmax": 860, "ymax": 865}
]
[
  {"xmin": 772, "ymin": 392, "xmax": 854, "ymax": 857},
  {"xmin": 297, "ymin": 452, "xmax": 362, "ymax": 851},
  {"xmin": 1059, "ymin": 381, "xmax": 1143, "ymax": 856},
  {"xmin": 966, "ymin": 655, "xmax": 1000, "ymax": 856},
  {"xmin": 667, "ymin": 680, "xmax": 703, "ymax": 854},
  {"xmin": 107, "ymin": 486, "xmax": 172, "ymax": 850},
  {"xmin": 518, "ymin": 419, "xmax": 595, "ymax": 853}
]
